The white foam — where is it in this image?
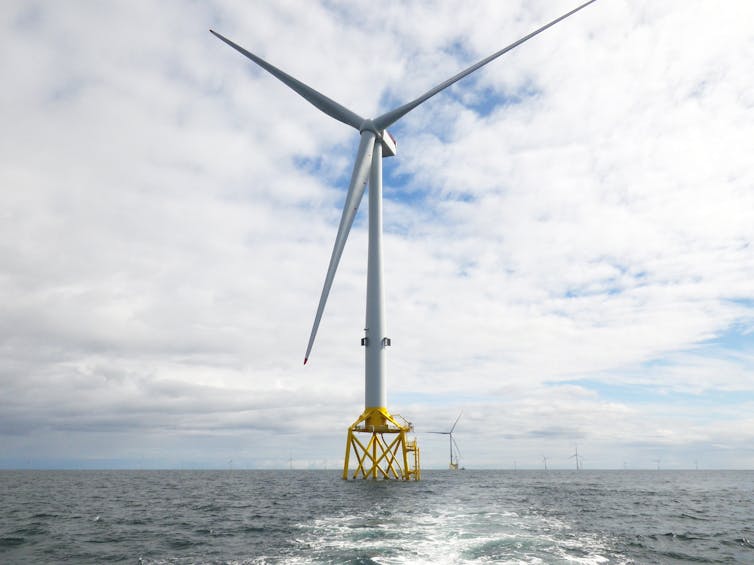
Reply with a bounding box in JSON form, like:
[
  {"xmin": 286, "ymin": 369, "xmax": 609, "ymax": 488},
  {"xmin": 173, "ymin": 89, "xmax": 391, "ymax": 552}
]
[{"xmin": 290, "ymin": 504, "xmax": 631, "ymax": 564}]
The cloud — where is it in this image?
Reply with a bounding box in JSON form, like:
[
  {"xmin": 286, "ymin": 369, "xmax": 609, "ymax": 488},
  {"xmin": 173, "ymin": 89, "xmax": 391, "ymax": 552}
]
[{"xmin": 1, "ymin": 0, "xmax": 753, "ymax": 470}]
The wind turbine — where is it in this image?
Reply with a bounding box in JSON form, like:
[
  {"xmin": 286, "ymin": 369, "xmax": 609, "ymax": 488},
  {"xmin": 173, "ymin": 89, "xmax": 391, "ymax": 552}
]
[
  {"xmin": 542, "ymin": 456, "xmax": 549, "ymax": 471},
  {"xmin": 429, "ymin": 411, "xmax": 463, "ymax": 470},
  {"xmin": 210, "ymin": 0, "xmax": 597, "ymax": 481},
  {"xmin": 570, "ymin": 445, "xmax": 582, "ymax": 470}
]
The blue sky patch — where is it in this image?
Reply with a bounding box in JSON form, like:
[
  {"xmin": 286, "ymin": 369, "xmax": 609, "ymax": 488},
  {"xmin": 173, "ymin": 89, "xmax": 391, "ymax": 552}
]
[{"xmin": 698, "ymin": 321, "xmax": 754, "ymax": 352}]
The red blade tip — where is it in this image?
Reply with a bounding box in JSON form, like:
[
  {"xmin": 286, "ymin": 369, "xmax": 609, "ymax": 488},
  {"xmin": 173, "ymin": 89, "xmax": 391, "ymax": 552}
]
[{"xmin": 304, "ymin": 358, "xmax": 308, "ymax": 365}]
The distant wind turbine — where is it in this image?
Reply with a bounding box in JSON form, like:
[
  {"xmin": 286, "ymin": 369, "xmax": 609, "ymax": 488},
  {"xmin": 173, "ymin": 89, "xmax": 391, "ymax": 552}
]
[
  {"xmin": 570, "ymin": 445, "xmax": 583, "ymax": 470},
  {"xmin": 210, "ymin": 0, "xmax": 598, "ymax": 481},
  {"xmin": 653, "ymin": 458, "xmax": 661, "ymax": 471},
  {"xmin": 429, "ymin": 411, "xmax": 463, "ymax": 470},
  {"xmin": 542, "ymin": 456, "xmax": 549, "ymax": 471}
]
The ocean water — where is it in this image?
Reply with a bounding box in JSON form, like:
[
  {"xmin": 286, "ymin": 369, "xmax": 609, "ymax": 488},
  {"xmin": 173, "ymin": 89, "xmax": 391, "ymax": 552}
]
[{"xmin": 1, "ymin": 470, "xmax": 753, "ymax": 564}]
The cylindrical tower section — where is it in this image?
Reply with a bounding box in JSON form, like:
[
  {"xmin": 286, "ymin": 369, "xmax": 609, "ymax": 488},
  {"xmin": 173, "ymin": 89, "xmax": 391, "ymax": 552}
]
[{"xmin": 364, "ymin": 141, "xmax": 386, "ymax": 409}]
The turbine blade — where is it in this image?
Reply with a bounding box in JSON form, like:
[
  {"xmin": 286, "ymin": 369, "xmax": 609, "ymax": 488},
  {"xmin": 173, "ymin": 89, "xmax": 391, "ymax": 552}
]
[
  {"xmin": 304, "ymin": 131, "xmax": 377, "ymax": 364},
  {"xmin": 373, "ymin": 0, "xmax": 597, "ymax": 130},
  {"xmin": 450, "ymin": 410, "xmax": 463, "ymax": 433},
  {"xmin": 210, "ymin": 30, "xmax": 365, "ymax": 131},
  {"xmin": 452, "ymin": 436, "xmax": 462, "ymax": 460}
]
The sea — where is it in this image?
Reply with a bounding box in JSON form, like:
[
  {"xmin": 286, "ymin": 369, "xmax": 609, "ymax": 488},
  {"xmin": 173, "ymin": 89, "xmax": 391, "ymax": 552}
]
[{"xmin": 1, "ymin": 469, "xmax": 753, "ymax": 564}]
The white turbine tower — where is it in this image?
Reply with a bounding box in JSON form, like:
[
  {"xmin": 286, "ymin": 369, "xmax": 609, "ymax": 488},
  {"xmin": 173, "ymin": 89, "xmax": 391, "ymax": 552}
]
[{"xmin": 211, "ymin": 0, "xmax": 597, "ymax": 480}]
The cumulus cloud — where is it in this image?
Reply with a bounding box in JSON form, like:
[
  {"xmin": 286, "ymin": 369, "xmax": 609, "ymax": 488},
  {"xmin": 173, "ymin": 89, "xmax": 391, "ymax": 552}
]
[{"xmin": 1, "ymin": 0, "xmax": 753, "ymax": 469}]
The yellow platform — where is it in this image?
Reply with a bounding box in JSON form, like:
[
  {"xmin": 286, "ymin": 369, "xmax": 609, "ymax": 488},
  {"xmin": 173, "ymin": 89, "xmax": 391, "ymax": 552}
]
[{"xmin": 342, "ymin": 407, "xmax": 421, "ymax": 480}]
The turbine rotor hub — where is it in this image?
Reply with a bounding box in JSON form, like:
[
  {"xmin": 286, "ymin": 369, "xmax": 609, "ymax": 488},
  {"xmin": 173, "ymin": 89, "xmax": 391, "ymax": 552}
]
[
  {"xmin": 360, "ymin": 119, "xmax": 397, "ymax": 158},
  {"xmin": 359, "ymin": 118, "xmax": 379, "ymax": 134}
]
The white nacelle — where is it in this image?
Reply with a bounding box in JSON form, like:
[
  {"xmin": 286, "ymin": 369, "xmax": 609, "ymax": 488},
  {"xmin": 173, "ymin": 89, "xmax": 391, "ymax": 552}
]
[{"xmin": 380, "ymin": 129, "xmax": 397, "ymax": 157}]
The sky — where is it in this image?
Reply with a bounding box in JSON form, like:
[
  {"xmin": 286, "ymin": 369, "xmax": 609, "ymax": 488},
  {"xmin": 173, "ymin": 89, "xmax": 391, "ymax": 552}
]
[{"xmin": 1, "ymin": 0, "xmax": 753, "ymax": 470}]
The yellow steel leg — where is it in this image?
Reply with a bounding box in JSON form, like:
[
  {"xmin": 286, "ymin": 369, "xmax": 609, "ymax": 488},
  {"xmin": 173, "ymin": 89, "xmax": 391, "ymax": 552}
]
[{"xmin": 342, "ymin": 429, "xmax": 353, "ymax": 480}]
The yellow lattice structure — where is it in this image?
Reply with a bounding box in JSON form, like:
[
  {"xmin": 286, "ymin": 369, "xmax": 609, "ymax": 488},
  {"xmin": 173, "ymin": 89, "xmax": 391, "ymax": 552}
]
[{"xmin": 342, "ymin": 407, "xmax": 421, "ymax": 480}]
